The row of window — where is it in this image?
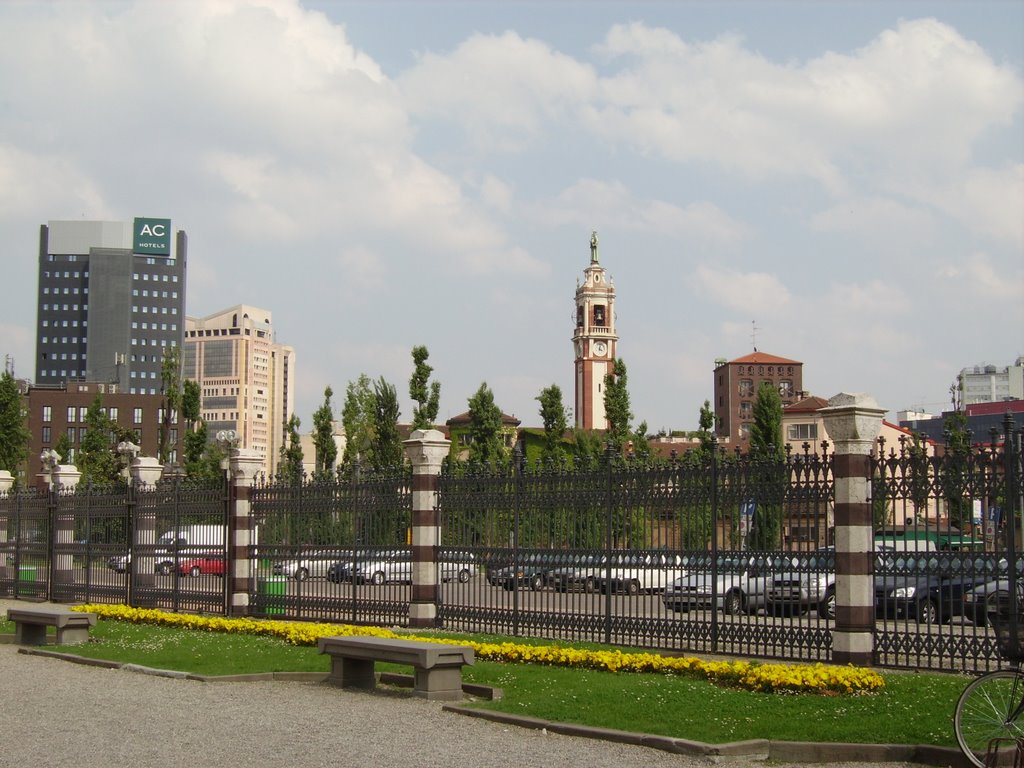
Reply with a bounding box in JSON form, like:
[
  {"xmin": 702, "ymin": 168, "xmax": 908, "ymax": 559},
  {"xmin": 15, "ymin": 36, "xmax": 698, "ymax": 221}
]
[
  {"xmin": 41, "ymin": 270, "xmax": 85, "ymax": 279},
  {"xmin": 131, "ymin": 339, "xmax": 175, "ymax": 347},
  {"xmin": 40, "ymin": 320, "xmax": 84, "ymax": 328},
  {"xmin": 132, "ymin": 289, "xmax": 178, "ymax": 299},
  {"xmin": 735, "ymin": 423, "xmax": 819, "ymax": 441},
  {"xmin": 40, "ymin": 405, "xmax": 142, "ymax": 423},
  {"xmin": 740, "ymin": 365, "xmax": 795, "ymax": 376},
  {"xmin": 42, "ymin": 287, "xmax": 83, "ymax": 295},
  {"xmin": 40, "ymin": 304, "xmax": 85, "ymax": 312},
  {"xmin": 130, "ymin": 322, "xmax": 178, "ymax": 331},
  {"xmin": 40, "ymin": 337, "xmax": 84, "ymax": 345},
  {"xmin": 738, "ymin": 379, "xmax": 794, "ymax": 397},
  {"xmin": 133, "ymin": 273, "xmax": 178, "ymax": 283}
]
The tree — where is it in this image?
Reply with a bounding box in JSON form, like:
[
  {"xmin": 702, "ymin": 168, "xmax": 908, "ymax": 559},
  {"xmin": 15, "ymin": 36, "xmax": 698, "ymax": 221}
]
[
  {"xmin": 603, "ymin": 358, "xmax": 633, "ymax": 455},
  {"xmin": 341, "ymin": 374, "xmax": 375, "ymax": 465},
  {"xmin": 467, "ymin": 382, "xmax": 506, "ymax": 464},
  {"xmin": 409, "ymin": 345, "xmax": 441, "ymax": 431},
  {"xmin": 278, "ymin": 414, "xmax": 304, "ymax": 483},
  {"xmin": 0, "ymin": 369, "xmax": 29, "ymax": 476},
  {"xmin": 696, "ymin": 400, "xmax": 716, "ymax": 459},
  {"xmin": 78, "ymin": 394, "xmax": 131, "ymax": 485},
  {"xmin": 182, "ymin": 379, "xmax": 200, "ymax": 427},
  {"xmin": 536, "ymin": 384, "xmax": 568, "ymax": 462},
  {"xmin": 54, "ymin": 432, "xmax": 73, "ymax": 464},
  {"xmin": 630, "ymin": 421, "xmax": 652, "ymax": 461},
  {"xmin": 368, "ymin": 377, "xmax": 403, "ymax": 470},
  {"xmin": 158, "ymin": 346, "xmax": 182, "ymax": 464},
  {"xmin": 943, "ymin": 381, "xmax": 972, "ymax": 530},
  {"xmin": 312, "ymin": 386, "xmax": 338, "ymax": 478},
  {"xmin": 571, "ymin": 428, "xmax": 604, "ymax": 466},
  {"xmin": 747, "ymin": 381, "xmax": 784, "ymax": 549}
]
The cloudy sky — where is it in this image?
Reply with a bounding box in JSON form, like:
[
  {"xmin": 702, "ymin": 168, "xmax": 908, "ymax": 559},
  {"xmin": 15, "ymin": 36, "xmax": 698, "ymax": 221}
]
[{"xmin": 1, "ymin": 0, "xmax": 1021, "ymax": 435}]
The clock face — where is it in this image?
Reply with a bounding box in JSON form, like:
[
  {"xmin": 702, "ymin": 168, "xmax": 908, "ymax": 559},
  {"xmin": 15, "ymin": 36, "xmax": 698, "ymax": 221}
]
[{"xmin": 593, "ymin": 341, "xmax": 607, "ymax": 357}]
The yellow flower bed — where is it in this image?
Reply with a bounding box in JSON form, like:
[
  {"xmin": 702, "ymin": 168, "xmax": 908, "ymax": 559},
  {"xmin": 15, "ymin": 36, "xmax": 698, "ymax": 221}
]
[{"xmin": 71, "ymin": 603, "xmax": 883, "ymax": 696}]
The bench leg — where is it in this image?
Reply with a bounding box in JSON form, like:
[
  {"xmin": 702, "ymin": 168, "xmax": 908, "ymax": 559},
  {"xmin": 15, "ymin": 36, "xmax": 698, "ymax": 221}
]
[
  {"xmin": 14, "ymin": 623, "xmax": 47, "ymax": 646},
  {"xmin": 413, "ymin": 666, "xmax": 465, "ymax": 701},
  {"xmin": 55, "ymin": 626, "xmax": 90, "ymax": 645},
  {"xmin": 327, "ymin": 657, "xmax": 376, "ymax": 690}
]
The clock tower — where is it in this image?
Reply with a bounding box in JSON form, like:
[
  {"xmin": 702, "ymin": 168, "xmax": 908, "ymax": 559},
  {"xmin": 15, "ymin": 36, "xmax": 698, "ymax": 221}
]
[{"xmin": 573, "ymin": 231, "xmax": 617, "ymax": 431}]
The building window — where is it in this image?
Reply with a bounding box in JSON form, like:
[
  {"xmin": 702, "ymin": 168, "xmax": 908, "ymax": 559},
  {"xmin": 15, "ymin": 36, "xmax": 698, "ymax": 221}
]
[
  {"xmin": 738, "ymin": 379, "xmax": 753, "ymax": 397},
  {"xmin": 79, "ymin": 407, "xmax": 88, "ymax": 422},
  {"xmin": 779, "ymin": 380, "xmax": 793, "ymax": 397},
  {"xmin": 67, "ymin": 427, "xmax": 76, "ymax": 443},
  {"xmin": 787, "ymin": 423, "xmax": 818, "ymax": 441},
  {"xmin": 133, "ymin": 407, "xmax": 143, "ymax": 424},
  {"xmin": 593, "ymin": 305, "xmax": 605, "ymax": 326},
  {"xmin": 67, "ymin": 406, "xmax": 76, "ymax": 422},
  {"xmin": 739, "ymin": 401, "xmax": 753, "ymax": 419},
  {"xmin": 42, "ymin": 406, "xmax": 52, "ymax": 422},
  {"xmin": 739, "ymin": 423, "xmax": 751, "ymax": 439},
  {"xmin": 41, "ymin": 426, "xmax": 51, "ymax": 443},
  {"xmin": 109, "ymin": 407, "xmax": 118, "ymax": 421}
]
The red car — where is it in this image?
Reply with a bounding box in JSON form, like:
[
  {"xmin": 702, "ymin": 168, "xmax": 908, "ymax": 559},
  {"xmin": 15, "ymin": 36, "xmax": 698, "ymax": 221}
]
[{"xmin": 178, "ymin": 557, "xmax": 225, "ymax": 577}]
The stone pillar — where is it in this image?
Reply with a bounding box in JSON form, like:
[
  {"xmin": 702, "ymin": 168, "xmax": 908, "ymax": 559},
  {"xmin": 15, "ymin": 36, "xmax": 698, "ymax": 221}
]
[
  {"xmin": 0, "ymin": 470, "xmax": 13, "ymax": 581},
  {"xmin": 403, "ymin": 429, "xmax": 451, "ymax": 629},
  {"xmin": 130, "ymin": 457, "xmax": 165, "ymax": 589},
  {"xmin": 226, "ymin": 449, "xmax": 263, "ymax": 617},
  {"xmin": 49, "ymin": 465, "xmax": 82, "ymax": 585},
  {"xmin": 820, "ymin": 392, "xmax": 886, "ymax": 667}
]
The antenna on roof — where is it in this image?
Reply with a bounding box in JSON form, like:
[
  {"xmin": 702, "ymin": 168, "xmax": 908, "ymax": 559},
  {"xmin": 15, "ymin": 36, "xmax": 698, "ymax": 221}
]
[{"xmin": 751, "ymin": 320, "xmax": 759, "ymax": 352}]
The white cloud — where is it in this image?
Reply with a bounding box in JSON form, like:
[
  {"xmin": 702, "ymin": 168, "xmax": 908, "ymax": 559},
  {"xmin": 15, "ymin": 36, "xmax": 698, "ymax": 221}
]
[
  {"xmin": 693, "ymin": 266, "xmax": 791, "ymax": 314},
  {"xmin": 536, "ymin": 179, "xmax": 746, "ymax": 245},
  {"xmin": 938, "ymin": 251, "xmax": 1024, "ymax": 300}
]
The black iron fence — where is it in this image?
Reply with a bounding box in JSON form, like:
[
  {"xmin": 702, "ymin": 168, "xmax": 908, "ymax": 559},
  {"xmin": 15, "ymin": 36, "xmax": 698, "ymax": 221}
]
[
  {"xmin": 0, "ymin": 476, "xmax": 228, "ymax": 614},
  {"xmin": 2, "ymin": 415, "xmax": 1021, "ymax": 675}
]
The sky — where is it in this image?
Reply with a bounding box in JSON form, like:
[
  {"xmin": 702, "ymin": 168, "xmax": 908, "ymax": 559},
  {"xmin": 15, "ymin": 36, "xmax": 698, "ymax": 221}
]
[{"xmin": 1, "ymin": 0, "xmax": 1022, "ymax": 435}]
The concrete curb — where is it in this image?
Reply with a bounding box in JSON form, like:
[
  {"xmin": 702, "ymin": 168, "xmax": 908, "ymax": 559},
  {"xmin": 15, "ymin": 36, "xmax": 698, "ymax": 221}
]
[
  {"xmin": 442, "ymin": 705, "xmax": 973, "ymax": 767},
  {"xmin": 16, "ymin": 645, "xmax": 970, "ymax": 766}
]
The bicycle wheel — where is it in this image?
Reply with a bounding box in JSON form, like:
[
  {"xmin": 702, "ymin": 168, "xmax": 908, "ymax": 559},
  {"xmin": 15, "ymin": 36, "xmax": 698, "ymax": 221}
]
[{"xmin": 954, "ymin": 669, "xmax": 1024, "ymax": 768}]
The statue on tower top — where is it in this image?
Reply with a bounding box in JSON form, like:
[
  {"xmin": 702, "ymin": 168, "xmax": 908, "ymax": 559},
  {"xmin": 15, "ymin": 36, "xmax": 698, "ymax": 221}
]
[{"xmin": 590, "ymin": 230, "xmax": 599, "ymax": 264}]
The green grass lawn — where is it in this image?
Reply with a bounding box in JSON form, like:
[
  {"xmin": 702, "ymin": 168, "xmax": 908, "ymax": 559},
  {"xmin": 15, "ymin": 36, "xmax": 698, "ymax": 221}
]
[{"xmin": 0, "ymin": 616, "xmax": 963, "ymax": 747}]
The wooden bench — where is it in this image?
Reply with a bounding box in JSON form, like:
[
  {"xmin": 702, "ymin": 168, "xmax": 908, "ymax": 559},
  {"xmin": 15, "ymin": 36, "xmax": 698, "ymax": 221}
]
[
  {"xmin": 6, "ymin": 607, "xmax": 97, "ymax": 646},
  {"xmin": 318, "ymin": 636, "xmax": 474, "ymax": 701}
]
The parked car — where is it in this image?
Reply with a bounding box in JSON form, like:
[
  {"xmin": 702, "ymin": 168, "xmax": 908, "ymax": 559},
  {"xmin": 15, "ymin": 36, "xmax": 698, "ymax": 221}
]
[
  {"xmin": 274, "ymin": 549, "xmax": 352, "ymax": 581},
  {"xmin": 439, "ymin": 551, "xmax": 478, "ymax": 583},
  {"xmin": 178, "ymin": 557, "xmax": 225, "ymax": 577},
  {"xmin": 107, "ymin": 552, "xmax": 174, "ymax": 575},
  {"xmin": 874, "ymin": 552, "xmax": 997, "ymax": 625},
  {"xmin": 490, "ymin": 552, "xmax": 576, "ymax": 591},
  {"xmin": 326, "ymin": 550, "xmax": 412, "ymax": 585},
  {"xmin": 594, "ymin": 553, "xmax": 685, "ymax": 595},
  {"xmin": 662, "ymin": 556, "xmax": 771, "ymax": 615},
  {"xmin": 550, "ymin": 554, "xmax": 605, "ymax": 593},
  {"xmin": 962, "ymin": 578, "xmax": 1024, "ymax": 626}
]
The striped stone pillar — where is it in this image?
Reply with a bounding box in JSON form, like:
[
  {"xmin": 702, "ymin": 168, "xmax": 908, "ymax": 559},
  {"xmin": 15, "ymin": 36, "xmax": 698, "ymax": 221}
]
[
  {"xmin": 820, "ymin": 392, "xmax": 885, "ymax": 667},
  {"xmin": 50, "ymin": 464, "xmax": 82, "ymax": 585},
  {"xmin": 403, "ymin": 429, "xmax": 451, "ymax": 629},
  {"xmin": 129, "ymin": 457, "xmax": 164, "ymax": 591},
  {"xmin": 0, "ymin": 471, "xmax": 13, "ymax": 581},
  {"xmin": 226, "ymin": 449, "xmax": 263, "ymax": 616}
]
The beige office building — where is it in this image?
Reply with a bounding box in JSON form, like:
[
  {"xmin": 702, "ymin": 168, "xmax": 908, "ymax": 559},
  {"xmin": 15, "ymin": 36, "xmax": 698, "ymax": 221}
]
[{"xmin": 183, "ymin": 305, "xmax": 295, "ymax": 477}]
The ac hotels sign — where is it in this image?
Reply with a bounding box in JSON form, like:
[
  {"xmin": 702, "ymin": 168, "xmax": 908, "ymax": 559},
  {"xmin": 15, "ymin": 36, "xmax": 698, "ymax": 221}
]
[{"xmin": 133, "ymin": 217, "xmax": 171, "ymax": 255}]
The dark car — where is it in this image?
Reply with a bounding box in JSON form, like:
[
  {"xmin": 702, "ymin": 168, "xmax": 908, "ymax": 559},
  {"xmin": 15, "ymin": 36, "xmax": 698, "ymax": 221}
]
[
  {"xmin": 874, "ymin": 553, "xmax": 994, "ymax": 624},
  {"xmin": 490, "ymin": 552, "xmax": 575, "ymax": 591}
]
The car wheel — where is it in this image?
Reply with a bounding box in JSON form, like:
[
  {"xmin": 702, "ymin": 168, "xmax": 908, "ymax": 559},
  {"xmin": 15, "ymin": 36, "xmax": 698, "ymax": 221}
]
[
  {"xmin": 530, "ymin": 574, "xmax": 544, "ymax": 591},
  {"xmin": 457, "ymin": 569, "xmax": 471, "ymax": 583},
  {"xmin": 295, "ymin": 568, "xmax": 308, "ymax": 582},
  {"xmin": 917, "ymin": 600, "xmax": 939, "ymax": 625},
  {"xmin": 984, "ymin": 593, "xmax": 1004, "ymax": 627},
  {"xmin": 819, "ymin": 587, "xmax": 836, "ymax": 620},
  {"xmin": 724, "ymin": 590, "xmax": 744, "ymax": 616},
  {"xmin": 370, "ymin": 571, "xmax": 385, "ymax": 586},
  {"xmin": 583, "ymin": 576, "xmax": 597, "ymax": 594},
  {"xmin": 157, "ymin": 562, "xmax": 171, "ymax": 575},
  {"xmin": 189, "ymin": 565, "xmax": 202, "ymax": 577},
  {"xmin": 627, "ymin": 579, "xmax": 641, "ymax": 596}
]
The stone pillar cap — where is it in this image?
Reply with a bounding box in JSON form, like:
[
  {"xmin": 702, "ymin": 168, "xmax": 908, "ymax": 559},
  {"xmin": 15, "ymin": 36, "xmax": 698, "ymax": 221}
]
[{"xmin": 824, "ymin": 392, "xmax": 884, "ymax": 412}]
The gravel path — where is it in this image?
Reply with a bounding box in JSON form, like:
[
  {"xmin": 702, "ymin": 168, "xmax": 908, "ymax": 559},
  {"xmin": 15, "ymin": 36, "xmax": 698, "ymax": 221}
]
[{"xmin": 0, "ymin": 601, "xmax": 924, "ymax": 768}]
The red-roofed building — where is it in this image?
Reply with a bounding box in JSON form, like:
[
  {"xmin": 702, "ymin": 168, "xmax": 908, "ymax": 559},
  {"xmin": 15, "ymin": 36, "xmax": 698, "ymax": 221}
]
[{"xmin": 713, "ymin": 351, "xmax": 804, "ymax": 450}]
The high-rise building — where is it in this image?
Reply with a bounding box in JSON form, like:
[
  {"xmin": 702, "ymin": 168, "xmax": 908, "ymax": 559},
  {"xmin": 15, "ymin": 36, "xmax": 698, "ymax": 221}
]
[
  {"xmin": 713, "ymin": 351, "xmax": 804, "ymax": 449},
  {"xmin": 958, "ymin": 358, "xmax": 1024, "ymax": 405},
  {"xmin": 573, "ymin": 232, "xmax": 618, "ymax": 431},
  {"xmin": 35, "ymin": 218, "xmax": 186, "ymax": 392},
  {"xmin": 183, "ymin": 305, "xmax": 295, "ymax": 476}
]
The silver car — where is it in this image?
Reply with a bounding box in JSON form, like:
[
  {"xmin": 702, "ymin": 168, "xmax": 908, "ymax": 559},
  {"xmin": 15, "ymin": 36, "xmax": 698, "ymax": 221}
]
[
  {"xmin": 663, "ymin": 557, "xmax": 770, "ymax": 615},
  {"xmin": 274, "ymin": 549, "xmax": 352, "ymax": 581}
]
